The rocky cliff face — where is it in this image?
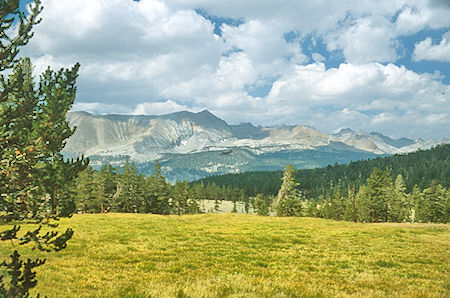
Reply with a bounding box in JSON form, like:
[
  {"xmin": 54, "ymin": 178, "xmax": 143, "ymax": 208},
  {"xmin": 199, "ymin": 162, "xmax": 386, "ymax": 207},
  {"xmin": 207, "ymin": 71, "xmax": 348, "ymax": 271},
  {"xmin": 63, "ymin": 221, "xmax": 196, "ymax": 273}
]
[
  {"xmin": 65, "ymin": 110, "xmax": 233, "ymax": 161},
  {"xmin": 64, "ymin": 110, "xmax": 448, "ymax": 181}
]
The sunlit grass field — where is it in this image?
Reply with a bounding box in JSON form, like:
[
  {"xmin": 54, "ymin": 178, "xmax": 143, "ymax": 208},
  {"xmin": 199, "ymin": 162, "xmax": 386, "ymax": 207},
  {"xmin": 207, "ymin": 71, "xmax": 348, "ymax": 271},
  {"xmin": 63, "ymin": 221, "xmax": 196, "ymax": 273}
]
[{"xmin": 1, "ymin": 213, "xmax": 449, "ymax": 297}]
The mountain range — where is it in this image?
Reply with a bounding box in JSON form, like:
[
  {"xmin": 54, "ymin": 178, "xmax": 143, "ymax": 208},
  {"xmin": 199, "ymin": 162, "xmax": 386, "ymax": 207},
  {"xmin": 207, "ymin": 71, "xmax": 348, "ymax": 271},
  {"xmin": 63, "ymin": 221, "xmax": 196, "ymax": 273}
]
[{"xmin": 64, "ymin": 110, "xmax": 448, "ymax": 181}]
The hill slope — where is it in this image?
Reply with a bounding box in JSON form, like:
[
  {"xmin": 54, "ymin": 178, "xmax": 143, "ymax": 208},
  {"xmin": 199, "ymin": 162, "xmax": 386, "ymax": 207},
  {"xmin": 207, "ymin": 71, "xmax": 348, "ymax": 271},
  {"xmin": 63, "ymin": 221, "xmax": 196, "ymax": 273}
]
[
  {"xmin": 194, "ymin": 143, "xmax": 450, "ymax": 198},
  {"xmin": 64, "ymin": 110, "xmax": 448, "ymax": 181}
]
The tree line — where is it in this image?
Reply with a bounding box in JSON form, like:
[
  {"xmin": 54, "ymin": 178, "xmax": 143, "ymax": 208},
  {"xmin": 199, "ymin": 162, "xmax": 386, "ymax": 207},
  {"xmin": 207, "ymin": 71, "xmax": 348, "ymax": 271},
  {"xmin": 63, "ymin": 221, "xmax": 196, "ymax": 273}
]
[
  {"xmin": 194, "ymin": 143, "xmax": 450, "ymax": 198},
  {"xmin": 72, "ymin": 160, "xmax": 249, "ymax": 215},
  {"xmin": 253, "ymin": 165, "xmax": 449, "ymax": 223},
  {"xmin": 74, "ymin": 148, "xmax": 449, "ymax": 223}
]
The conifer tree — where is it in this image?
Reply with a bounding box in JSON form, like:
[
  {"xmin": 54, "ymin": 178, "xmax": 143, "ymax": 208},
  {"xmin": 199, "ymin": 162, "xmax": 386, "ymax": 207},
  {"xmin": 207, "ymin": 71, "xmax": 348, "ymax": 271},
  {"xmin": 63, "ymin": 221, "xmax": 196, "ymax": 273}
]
[
  {"xmin": 0, "ymin": 1, "xmax": 87, "ymax": 295},
  {"xmin": 144, "ymin": 161, "xmax": 170, "ymax": 214},
  {"xmin": 344, "ymin": 186, "xmax": 357, "ymax": 222},
  {"xmin": 303, "ymin": 200, "xmax": 314, "ymax": 217},
  {"xmin": 254, "ymin": 193, "xmax": 269, "ymax": 216},
  {"xmin": 192, "ymin": 182, "xmax": 206, "ymax": 201},
  {"xmin": 364, "ymin": 168, "xmax": 393, "ymax": 222},
  {"xmin": 330, "ymin": 188, "xmax": 345, "ymax": 220},
  {"xmin": 421, "ymin": 181, "xmax": 448, "ymax": 223},
  {"xmin": 355, "ymin": 185, "xmax": 370, "ymax": 222},
  {"xmin": 276, "ymin": 165, "xmax": 303, "ymax": 216},
  {"xmin": 75, "ymin": 166, "xmax": 98, "ymax": 213},
  {"xmin": 389, "ymin": 174, "xmax": 408, "ymax": 222},
  {"xmin": 114, "ymin": 160, "xmax": 142, "ymax": 212},
  {"xmin": 172, "ymin": 180, "xmax": 192, "ymax": 215},
  {"xmin": 95, "ymin": 164, "xmax": 117, "ymax": 213}
]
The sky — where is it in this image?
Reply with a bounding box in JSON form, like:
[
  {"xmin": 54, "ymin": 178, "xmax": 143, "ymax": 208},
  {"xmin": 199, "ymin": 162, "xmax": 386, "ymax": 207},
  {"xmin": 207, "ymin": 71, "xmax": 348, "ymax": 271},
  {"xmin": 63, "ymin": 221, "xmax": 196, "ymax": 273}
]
[{"xmin": 20, "ymin": 0, "xmax": 450, "ymax": 139}]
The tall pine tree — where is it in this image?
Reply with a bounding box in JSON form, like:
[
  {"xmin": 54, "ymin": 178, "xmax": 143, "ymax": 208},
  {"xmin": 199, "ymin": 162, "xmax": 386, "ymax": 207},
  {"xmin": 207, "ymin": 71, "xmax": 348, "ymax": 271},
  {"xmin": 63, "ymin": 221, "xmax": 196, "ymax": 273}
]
[
  {"xmin": 0, "ymin": 1, "xmax": 87, "ymax": 295},
  {"xmin": 276, "ymin": 165, "xmax": 303, "ymax": 216}
]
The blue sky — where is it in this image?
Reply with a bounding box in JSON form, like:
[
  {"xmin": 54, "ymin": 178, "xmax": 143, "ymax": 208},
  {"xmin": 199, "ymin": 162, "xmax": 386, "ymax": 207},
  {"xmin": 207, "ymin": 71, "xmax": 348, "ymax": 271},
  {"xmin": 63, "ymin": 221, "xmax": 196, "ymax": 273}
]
[{"xmin": 19, "ymin": 0, "xmax": 450, "ymax": 139}]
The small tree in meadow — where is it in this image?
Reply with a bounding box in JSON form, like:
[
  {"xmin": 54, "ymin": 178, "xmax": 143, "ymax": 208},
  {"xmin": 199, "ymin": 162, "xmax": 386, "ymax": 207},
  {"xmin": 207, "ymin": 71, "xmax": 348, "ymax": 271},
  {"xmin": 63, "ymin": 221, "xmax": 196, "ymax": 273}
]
[{"xmin": 276, "ymin": 165, "xmax": 303, "ymax": 216}]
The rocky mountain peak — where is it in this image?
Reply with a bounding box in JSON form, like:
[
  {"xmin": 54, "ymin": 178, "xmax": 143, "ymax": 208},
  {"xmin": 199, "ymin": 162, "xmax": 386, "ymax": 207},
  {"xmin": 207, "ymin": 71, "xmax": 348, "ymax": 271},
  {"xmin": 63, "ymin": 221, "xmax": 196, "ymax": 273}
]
[{"xmin": 64, "ymin": 110, "xmax": 448, "ymax": 179}]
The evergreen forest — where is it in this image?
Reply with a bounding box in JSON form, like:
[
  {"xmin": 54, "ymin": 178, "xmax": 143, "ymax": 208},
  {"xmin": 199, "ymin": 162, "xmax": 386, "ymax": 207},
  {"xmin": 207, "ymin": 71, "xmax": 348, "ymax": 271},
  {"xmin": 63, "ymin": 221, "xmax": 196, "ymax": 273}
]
[
  {"xmin": 194, "ymin": 144, "xmax": 450, "ymax": 198},
  {"xmin": 68, "ymin": 144, "xmax": 449, "ymax": 224}
]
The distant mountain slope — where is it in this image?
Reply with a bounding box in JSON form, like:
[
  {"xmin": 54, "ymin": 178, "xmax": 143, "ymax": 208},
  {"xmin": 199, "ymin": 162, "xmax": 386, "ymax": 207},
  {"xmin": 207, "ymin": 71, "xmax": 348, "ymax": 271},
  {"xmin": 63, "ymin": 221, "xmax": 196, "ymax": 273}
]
[
  {"xmin": 64, "ymin": 110, "xmax": 448, "ymax": 181},
  {"xmin": 369, "ymin": 132, "xmax": 415, "ymax": 148},
  {"xmin": 193, "ymin": 144, "xmax": 450, "ymax": 198}
]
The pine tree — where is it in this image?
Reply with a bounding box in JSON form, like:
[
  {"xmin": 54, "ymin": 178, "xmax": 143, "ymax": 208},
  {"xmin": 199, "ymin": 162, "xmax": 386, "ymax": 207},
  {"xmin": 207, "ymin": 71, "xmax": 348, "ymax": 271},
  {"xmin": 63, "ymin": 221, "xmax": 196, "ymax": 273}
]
[
  {"xmin": 364, "ymin": 168, "xmax": 393, "ymax": 222},
  {"xmin": 95, "ymin": 164, "xmax": 117, "ymax": 213},
  {"xmin": 172, "ymin": 180, "xmax": 192, "ymax": 215},
  {"xmin": 389, "ymin": 174, "xmax": 408, "ymax": 222},
  {"xmin": 355, "ymin": 185, "xmax": 370, "ymax": 222},
  {"xmin": 0, "ymin": 1, "xmax": 87, "ymax": 295},
  {"xmin": 192, "ymin": 182, "xmax": 206, "ymax": 201},
  {"xmin": 421, "ymin": 181, "xmax": 447, "ymax": 223},
  {"xmin": 75, "ymin": 166, "xmax": 98, "ymax": 213},
  {"xmin": 114, "ymin": 160, "xmax": 142, "ymax": 213},
  {"xmin": 254, "ymin": 193, "xmax": 269, "ymax": 216},
  {"xmin": 344, "ymin": 186, "xmax": 357, "ymax": 222},
  {"xmin": 144, "ymin": 161, "xmax": 169, "ymax": 214},
  {"xmin": 330, "ymin": 188, "xmax": 345, "ymax": 220},
  {"xmin": 276, "ymin": 165, "xmax": 303, "ymax": 216},
  {"xmin": 304, "ymin": 200, "xmax": 318, "ymax": 218},
  {"xmin": 410, "ymin": 184, "xmax": 424, "ymax": 222}
]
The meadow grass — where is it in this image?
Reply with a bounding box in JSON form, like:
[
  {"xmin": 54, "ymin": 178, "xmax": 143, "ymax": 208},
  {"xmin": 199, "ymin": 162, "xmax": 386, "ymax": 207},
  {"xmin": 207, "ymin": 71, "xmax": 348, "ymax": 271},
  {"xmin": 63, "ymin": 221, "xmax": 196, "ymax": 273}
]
[{"xmin": 1, "ymin": 213, "xmax": 448, "ymax": 297}]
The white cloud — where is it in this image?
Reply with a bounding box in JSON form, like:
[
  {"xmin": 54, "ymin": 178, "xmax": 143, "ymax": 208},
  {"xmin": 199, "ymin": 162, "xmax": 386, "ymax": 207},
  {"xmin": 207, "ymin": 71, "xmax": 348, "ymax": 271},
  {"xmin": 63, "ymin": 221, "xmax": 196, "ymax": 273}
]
[
  {"xmin": 19, "ymin": 0, "xmax": 450, "ymax": 139},
  {"xmin": 132, "ymin": 100, "xmax": 194, "ymax": 115},
  {"xmin": 311, "ymin": 52, "xmax": 325, "ymax": 63},
  {"xmin": 71, "ymin": 102, "xmax": 132, "ymax": 115},
  {"xmin": 262, "ymin": 63, "xmax": 450, "ymax": 138},
  {"xmin": 326, "ymin": 17, "xmax": 398, "ymax": 64},
  {"xmin": 395, "ymin": 2, "xmax": 450, "ymax": 35},
  {"xmin": 412, "ymin": 31, "xmax": 450, "ymax": 62},
  {"xmin": 23, "ymin": 0, "xmax": 226, "ymax": 105}
]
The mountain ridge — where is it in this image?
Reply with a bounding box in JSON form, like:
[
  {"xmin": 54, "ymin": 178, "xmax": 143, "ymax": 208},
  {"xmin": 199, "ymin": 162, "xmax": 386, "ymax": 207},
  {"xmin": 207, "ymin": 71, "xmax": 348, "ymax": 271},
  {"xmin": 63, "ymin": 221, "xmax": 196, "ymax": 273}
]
[{"xmin": 64, "ymin": 110, "xmax": 448, "ymax": 181}]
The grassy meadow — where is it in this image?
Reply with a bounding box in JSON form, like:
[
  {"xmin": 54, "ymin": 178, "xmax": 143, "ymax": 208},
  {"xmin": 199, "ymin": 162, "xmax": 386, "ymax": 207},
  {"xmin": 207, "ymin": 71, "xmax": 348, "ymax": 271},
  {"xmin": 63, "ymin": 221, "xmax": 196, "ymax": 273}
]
[{"xmin": 1, "ymin": 213, "xmax": 449, "ymax": 297}]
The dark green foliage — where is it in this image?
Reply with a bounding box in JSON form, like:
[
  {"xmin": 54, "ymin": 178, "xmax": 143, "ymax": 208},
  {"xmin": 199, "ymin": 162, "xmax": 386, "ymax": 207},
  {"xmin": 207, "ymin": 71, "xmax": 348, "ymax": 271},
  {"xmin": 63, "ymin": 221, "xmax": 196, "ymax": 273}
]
[
  {"xmin": 365, "ymin": 168, "xmax": 393, "ymax": 222},
  {"xmin": 254, "ymin": 194, "xmax": 270, "ymax": 216},
  {"xmin": 172, "ymin": 180, "xmax": 200, "ymax": 215},
  {"xmin": 276, "ymin": 165, "xmax": 303, "ymax": 217},
  {"xmin": 258, "ymin": 160, "xmax": 448, "ymax": 222},
  {"xmin": 71, "ymin": 161, "xmax": 250, "ymax": 215},
  {"xmin": 113, "ymin": 160, "xmax": 143, "ymax": 213},
  {"xmin": 0, "ymin": 1, "xmax": 87, "ymax": 296},
  {"xmin": 194, "ymin": 144, "xmax": 450, "ymax": 198},
  {"xmin": 0, "ymin": 250, "xmax": 45, "ymax": 298},
  {"xmin": 418, "ymin": 181, "xmax": 448, "ymax": 223},
  {"xmin": 0, "ymin": 0, "xmax": 42, "ymax": 72},
  {"xmin": 74, "ymin": 146, "xmax": 448, "ymax": 222},
  {"xmin": 145, "ymin": 161, "xmax": 170, "ymax": 214},
  {"xmin": 193, "ymin": 170, "xmax": 283, "ymax": 197}
]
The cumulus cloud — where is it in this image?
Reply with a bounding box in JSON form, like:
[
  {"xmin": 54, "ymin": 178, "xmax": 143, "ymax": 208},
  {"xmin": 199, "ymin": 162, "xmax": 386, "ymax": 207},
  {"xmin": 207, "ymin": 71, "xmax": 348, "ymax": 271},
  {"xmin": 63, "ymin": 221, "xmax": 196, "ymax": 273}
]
[
  {"xmin": 261, "ymin": 63, "xmax": 449, "ymax": 138},
  {"xmin": 20, "ymin": 0, "xmax": 450, "ymax": 139},
  {"xmin": 132, "ymin": 100, "xmax": 195, "ymax": 115},
  {"xmin": 23, "ymin": 0, "xmax": 226, "ymax": 105},
  {"xmin": 71, "ymin": 102, "xmax": 132, "ymax": 115},
  {"xmin": 326, "ymin": 17, "xmax": 398, "ymax": 64},
  {"xmin": 395, "ymin": 2, "xmax": 450, "ymax": 35},
  {"xmin": 412, "ymin": 31, "xmax": 450, "ymax": 62}
]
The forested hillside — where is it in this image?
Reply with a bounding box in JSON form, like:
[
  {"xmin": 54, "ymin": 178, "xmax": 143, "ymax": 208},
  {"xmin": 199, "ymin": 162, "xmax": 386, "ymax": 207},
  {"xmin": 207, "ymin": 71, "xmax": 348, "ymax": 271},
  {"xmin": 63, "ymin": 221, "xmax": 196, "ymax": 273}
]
[{"xmin": 193, "ymin": 144, "xmax": 450, "ymax": 198}]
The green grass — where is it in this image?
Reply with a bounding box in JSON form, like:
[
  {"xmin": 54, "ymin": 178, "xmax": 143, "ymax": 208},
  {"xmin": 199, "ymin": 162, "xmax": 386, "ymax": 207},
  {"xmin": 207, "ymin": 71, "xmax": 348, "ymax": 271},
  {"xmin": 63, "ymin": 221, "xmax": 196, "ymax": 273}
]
[{"xmin": 1, "ymin": 213, "xmax": 449, "ymax": 297}]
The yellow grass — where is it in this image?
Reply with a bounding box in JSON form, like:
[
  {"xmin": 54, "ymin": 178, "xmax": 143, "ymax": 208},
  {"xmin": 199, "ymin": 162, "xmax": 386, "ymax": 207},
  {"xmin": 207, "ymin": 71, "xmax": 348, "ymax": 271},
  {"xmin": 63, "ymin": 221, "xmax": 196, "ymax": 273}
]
[{"xmin": 1, "ymin": 213, "xmax": 449, "ymax": 297}]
